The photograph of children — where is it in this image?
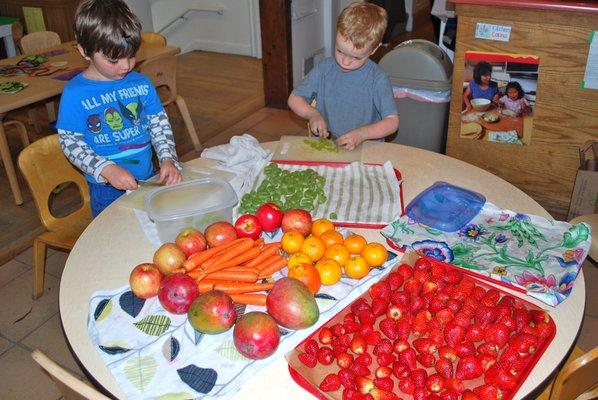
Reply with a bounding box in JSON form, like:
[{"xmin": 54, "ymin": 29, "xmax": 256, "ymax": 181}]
[{"xmin": 460, "ymin": 51, "xmax": 539, "ymax": 145}]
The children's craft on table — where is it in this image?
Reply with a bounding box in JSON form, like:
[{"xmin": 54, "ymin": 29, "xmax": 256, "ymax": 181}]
[{"xmin": 0, "ymin": 81, "xmax": 28, "ymax": 94}]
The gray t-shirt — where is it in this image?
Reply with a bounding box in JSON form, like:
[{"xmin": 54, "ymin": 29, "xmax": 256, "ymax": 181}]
[{"xmin": 292, "ymin": 57, "xmax": 397, "ymax": 137}]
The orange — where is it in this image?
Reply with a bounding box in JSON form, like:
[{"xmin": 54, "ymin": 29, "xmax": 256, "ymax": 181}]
[
  {"xmin": 344, "ymin": 255, "xmax": 370, "ymax": 279},
  {"xmin": 361, "ymin": 242, "xmax": 388, "ymax": 267},
  {"xmin": 324, "ymin": 243, "xmax": 351, "ymax": 267},
  {"xmin": 300, "ymin": 235, "xmax": 326, "ymax": 262},
  {"xmin": 288, "ymin": 262, "xmax": 321, "ymax": 294},
  {"xmin": 315, "ymin": 258, "xmax": 343, "ymax": 285},
  {"xmin": 311, "ymin": 218, "xmax": 335, "ymax": 237},
  {"xmin": 281, "ymin": 231, "xmax": 305, "ymax": 254},
  {"xmin": 344, "ymin": 234, "xmax": 367, "ymax": 255},
  {"xmin": 320, "ymin": 229, "xmax": 344, "ymax": 248},
  {"xmin": 287, "ymin": 251, "xmax": 313, "ymax": 269}
]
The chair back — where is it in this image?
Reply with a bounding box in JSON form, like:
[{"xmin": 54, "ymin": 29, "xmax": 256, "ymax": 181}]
[
  {"xmin": 138, "ymin": 54, "xmax": 178, "ymax": 106},
  {"xmin": 20, "ymin": 31, "xmax": 61, "ymax": 54},
  {"xmin": 550, "ymin": 346, "xmax": 598, "ymax": 400},
  {"xmin": 17, "ymin": 135, "xmax": 91, "ymax": 232},
  {"xmin": 32, "ymin": 349, "xmax": 110, "ymax": 400},
  {"xmin": 141, "ymin": 31, "xmax": 166, "ymax": 46}
]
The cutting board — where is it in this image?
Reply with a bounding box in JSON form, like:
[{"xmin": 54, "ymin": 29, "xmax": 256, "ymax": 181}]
[{"xmin": 272, "ymin": 135, "xmax": 364, "ymax": 163}]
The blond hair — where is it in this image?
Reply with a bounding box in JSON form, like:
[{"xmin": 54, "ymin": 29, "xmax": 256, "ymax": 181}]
[{"xmin": 337, "ymin": 2, "xmax": 387, "ymax": 50}]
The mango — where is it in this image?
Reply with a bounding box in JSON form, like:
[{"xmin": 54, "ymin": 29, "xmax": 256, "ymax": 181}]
[{"xmin": 266, "ymin": 277, "xmax": 319, "ymax": 329}]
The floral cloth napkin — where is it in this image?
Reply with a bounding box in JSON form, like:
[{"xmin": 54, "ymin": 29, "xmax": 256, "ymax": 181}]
[{"xmin": 381, "ymin": 202, "xmax": 591, "ymax": 306}]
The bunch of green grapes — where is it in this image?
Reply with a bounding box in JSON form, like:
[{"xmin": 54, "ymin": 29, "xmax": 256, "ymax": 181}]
[{"xmin": 239, "ymin": 163, "xmax": 327, "ymax": 214}]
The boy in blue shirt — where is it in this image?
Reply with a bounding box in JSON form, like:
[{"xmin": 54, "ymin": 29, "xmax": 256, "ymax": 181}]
[
  {"xmin": 57, "ymin": 0, "xmax": 181, "ymax": 217},
  {"xmin": 288, "ymin": 2, "xmax": 399, "ymax": 151}
]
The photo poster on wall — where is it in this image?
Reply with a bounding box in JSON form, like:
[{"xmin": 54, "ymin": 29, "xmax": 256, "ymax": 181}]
[{"xmin": 460, "ymin": 51, "xmax": 539, "ymax": 146}]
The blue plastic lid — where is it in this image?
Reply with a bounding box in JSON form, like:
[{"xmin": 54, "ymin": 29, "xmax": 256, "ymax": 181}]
[{"xmin": 405, "ymin": 181, "xmax": 486, "ymax": 232}]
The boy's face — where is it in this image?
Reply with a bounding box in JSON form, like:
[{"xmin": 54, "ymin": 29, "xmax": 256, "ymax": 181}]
[
  {"xmin": 77, "ymin": 45, "xmax": 135, "ymax": 81},
  {"xmin": 334, "ymin": 33, "xmax": 378, "ymax": 72}
]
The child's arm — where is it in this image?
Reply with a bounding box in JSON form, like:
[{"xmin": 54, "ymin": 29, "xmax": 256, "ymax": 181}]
[
  {"xmin": 463, "ymin": 86, "xmax": 473, "ymax": 111},
  {"xmin": 336, "ymin": 115, "xmax": 399, "ymax": 151},
  {"xmin": 148, "ymin": 110, "xmax": 182, "ymax": 185},
  {"xmin": 287, "ymin": 93, "xmax": 329, "ymax": 137}
]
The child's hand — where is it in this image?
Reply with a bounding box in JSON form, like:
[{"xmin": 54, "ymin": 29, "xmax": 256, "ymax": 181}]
[
  {"xmin": 101, "ymin": 164, "xmax": 137, "ymax": 190},
  {"xmin": 157, "ymin": 158, "xmax": 182, "ymax": 185},
  {"xmin": 337, "ymin": 129, "xmax": 366, "ymax": 151},
  {"xmin": 308, "ymin": 114, "xmax": 329, "ymax": 137}
]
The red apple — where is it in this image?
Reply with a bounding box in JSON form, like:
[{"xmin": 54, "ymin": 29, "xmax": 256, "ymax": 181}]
[
  {"xmin": 153, "ymin": 243, "xmax": 187, "ymax": 275},
  {"xmin": 234, "ymin": 214, "xmax": 263, "ymax": 239},
  {"xmin": 255, "ymin": 203, "xmax": 284, "ymax": 232},
  {"xmin": 233, "ymin": 311, "xmax": 280, "ymax": 359},
  {"xmin": 175, "ymin": 228, "xmax": 207, "ymax": 257},
  {"xmin": 281, "ymin": 209, "xmax": 313, "ymax": 236},
  {"xmin": 188, "ymin": 290, "xmax": 237, "ymax": 334},
  {"xmin": 158, "ymin": 273, "xmax": 200, "ymax": 314},
  {"xmin": 204, "ymin": 221, "xmax": 237, "ymax": 247},
  {"xmin": 129, "ymin": 263, "xmax": 164, "ymax": 299}
]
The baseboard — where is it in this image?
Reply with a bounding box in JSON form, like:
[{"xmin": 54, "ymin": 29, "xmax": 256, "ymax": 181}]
[{"xmin": 182, "ymin": 40, "xmax": 253, "ymax": 56}]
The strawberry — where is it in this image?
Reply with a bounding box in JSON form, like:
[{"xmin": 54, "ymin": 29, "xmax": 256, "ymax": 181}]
[
  {"xmin": 427, "ymin": 373, "xmax": 445, "ymax": 393},
  {"xmin": 454, "ymin": 278, "xmax": 475, "ymax": 301},
  {"xmin": 446, "ymin": 299, "xmax": 462, "ymax": 314},
  {"xmin": 319, "ymin": 373, "xmax": 341, "ymax": 392},
  {"xmin": 436, "ymin": 308, "xmax": 455, "ymax": 325},
  {"xmin": 335, "ymin": 333, "xmax": 353, "ymax": 349},
  {"xmin": 481, "ymin": 289, "xmax": 500, "ymax": 306},
  {"xmin": 413, "ymin": 387, "xmax": 427, "ymax": 400},
  {"xmin": 370, "ymin": 388, "xmax": 400, "ymax": 400},
  {"xmin": 373, "ymin": 339, "xmax": 393, "ymax": 356},
  {"xmin": 393, "ymin": 339, "xmax": 410, "ymax": 354},
  {"xmin": 431, "ymin": 263, "xmax": 446, "ymax": 278},
  {"xmin": 439, "ymin": 388, "xmax": 460, "ymax": 400},
  {"xmin": 495, "ymin": 305, "xmax": 511, "ymax": 321},
  {"xmin": 461, "ymin": 389, "xmax": 480, "ymax": 400},
  {"xmin": 404, "ymin": 278, "xmax": 421, "ymax": 295},
  {"xmin": 435, "ymin": 357, "xmax": 454, "ymax": 379},
  {"xmin": 411, "ymin": 368, "xmax": 428, "ymax": 388},
  {"xmin": 410, "ymin": 295, "xmax": 427, "ymax": 315},
  {"xmin": 498, "ymin": 315, "xmax": 516, "ymax": 332},
  {"xmin": 474, "ymin": 305, "xmax": 498, "ymax": 327},
  {"xmin": 413, "ymin": 337, "xmax": 437, "ymax": 355},
  {"xmin": 317, "ymin": 346, "xmax": 334, "ymax": 365},
  {"xmin": 391, "ymin": 290, "xmax": 410, "ymax": 308},
  {"xmin": 350, "ymin": 362, "xmax": 371, "ymax": 377},
  {"xmin": 444, "ymin": 321, "xmax": 466, "ymax": 347},
  {"xmin": 378, "ymin": 318, "xmax": 397, "ymax": 340},
  {"xmin": 342, "ymin": 388, "xmax": 360, "ymax": 400},
  {"xmin": 444, "ymin": 269, "xmax": 463, "ymax": 284},
  {"xmin": 456, "ymin": 355, "xmax": 483, "ymax": 380},
  {"xmin": 304, "ymin": 339, "xmax": 319, "ymax": 355},
  {"xmin": 371, "ymin": 297, "xmax": 389, "ymax": 317},
  {"xmin": 398, "ymin": 378, "xmax": 415, "ymax": 395},
  {"xmin": 509, "ymin": 332, "xmax": 537, "ymax": 355},
  {"xmin": 369, "ymin": 281, "xmax": 391, "ymax": 301},
  {"xmin": 392, "ymin": 361, "xmax": 410, "ymax": 379},
  {"xmin": 477, "ymin": 342, "xmax": 498, "ymax": 357},
  {"xmin": 453, "ymin": 312, "xmax": 472, "ymax": 328},
  {"xmin": 337, "ymin": 352, "xmax": 354, "ymax": 369},
  {"xmin": 377, "ymin": 352, "xmax": 395, "ymax": 367},
  {"xmin": 333, "ymin": 344, "xmax": 350, "ymax": 357},
  {"xmin": 497, "ymin": 294, "xmax": 515, "ymax": 307},
  {"xmin": 472, "ymin": 285, "xmax": 487, "ymax": 301},
  {"xmin": 444, "ymin": 378, "xmax": 464, "ymax": 393},
  {"xmin": 530, "ymin": 309, "xmax": 550, "ymax": 324},
  {"xmin": 376, "ymin": 365, "xmax": 392, "ymax": 378},
  {"xmin": 355, "ymin": 353, "xmax": 373, "ymax": 366},
  {"xmin": 478, "ymin": 353, "xmax": 496, "ymax": 372},
  {"xmin": 298, "ymin": 352, "xmax": 317, "ymax": 368},
  {"xmin": 483, "ymin": 323, "xmax": 510, "ymax": 348},
  {"xmin": 374, "ymin": 377, "xmax": 394, "ymax": 391},
  {"xmin": 366, "ymin": 330, "xmax": 383, "ymax": 346},
  {"xmin": 350, "ymin": 298, "xmax": 371, "ymax": 314},
  {"xmin": 355, "ymin": 376, "xmax": 375, "ymax": 394},
  {"xmin": 455, "ymin": 341, "xmax": 476, "ymax": 358},
  {"xmin": 360, "ymin": 323, "xmax": 375, "ymax": 337},
  {"xmin": 351, "ymin": 334, "xmax": 367, "ymax": 355},
  {"xmin": 485, "ymin": 361, "xmax": 517, "ymax": 390},
  {"xmin": 344, "ymin": 312, "xmax": 357, "ymax": 323},
  {"xmin": 332, "ymin": 323, "xmax": 347, "ymax": 337},
  {"xmin": 414, "ymin": 257, "xmax": 432, "ymax": 271},
  {"xmin": 339, "ymin": 368, "xmax": 356, "ymax": 389},
  {"xmin": 319, "ymin": 327, "xmax": 333, "ymax": 344},
  {"xmin": 473, "ymin": 384, "xmax": 502, "ymax": 400},
  {"xmin": 429, "ymin": 297, "xmax": 447, "ymax": 313},
  {"xmin": 535, "ymin": 321, "xmax": 554, "ymax": 339},
  {"xmin": 414, "ymin": 268, "xmax": 432, "ymax": 284},
  {"xmin": 412, "ymin": 310, "xmax": 432, "ymax": 336},
  {"xmin": 396, "ymin": 263, "xmax": 413, "ymax": 279},
  {"xmin": 513, "ymin": 308, "xmax": 531, "ymax": 331},
  {"xmin": 357, "ymin": 309, "xmax": 376, "ymax": 326},
  {"xmin": 428, "ymin": 327, "xmax": 445, "ymax": 348},
  {"xmin": 386, "ymin": 272, "xmax": 404, "ymax": 290},
  {"xmin": 466, "ymin": 324, "xmax": 485, "ymax": 342},
  {"xmin": 438, "ymin": 345, "xmax": 458, "ymax": 362},
  {"xmin": 396, "ymin": 317, "xmax": 411, "ymax": 340},
  {"xmin": 386, "ymin": 304, "xmax": 406, "ymax": 321},
  {"xmin": 398, "ymin": 348, "xmax": 417, "ymax": 370},
  {"xmin": 417, "ymin": 352, "xmax": 436, "ymax": 368}
]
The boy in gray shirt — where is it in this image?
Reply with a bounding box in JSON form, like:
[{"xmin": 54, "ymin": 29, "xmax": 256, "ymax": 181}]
[{"xmin": 288, "ymin": 2, "xmax": 399, "ymax": 151}]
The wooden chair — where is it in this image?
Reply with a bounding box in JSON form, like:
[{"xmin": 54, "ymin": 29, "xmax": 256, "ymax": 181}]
[
  {"xmin": 138, "ymin": 54, "xmax": 202, "ymax": 152},
  {"xmin": 17, "ymin": 134, "xmax": 92, "ymax": 299},
  {"xmin": 536, "ymin": 346, "xmax": 598, "ymax": 400},
  {"xmin": 141, "ymin": 31, "xmax": 166, "ymax": 46},
  {"xmin": 19, "ymin": 30, "xmax": 61, "ymax": 54},
  {"xmin": 31, "ymin": 349, "xmax": 110, "ymax": 400},
  {"xmin": 11, "ymin": 20, "xmax": 24, "ymax": 55},
  {"xmin": 0, "ymin": 120, "xmax": 30, "ymax": 205},
  {"xmin": 570, "ymin": 214, "xmax": 598, "ymax": 262}
]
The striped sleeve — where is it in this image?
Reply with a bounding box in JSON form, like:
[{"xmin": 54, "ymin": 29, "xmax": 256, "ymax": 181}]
[
  {"xmin": 148, "ymin": 110, "xmax": 182, "ymax": 170},
  {"xmin": 58, "ymin": 128, "xmax": 113, "ymax": 183}
]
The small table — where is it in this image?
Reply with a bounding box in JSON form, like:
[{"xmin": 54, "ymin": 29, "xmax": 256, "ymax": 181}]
[
  {"xmin": 0, "ymin": 41, "xmax": 180, "ymax": 205},
  {"xmin": 59, "ymin": 141, "xmax": 586, "ymax": 399}
]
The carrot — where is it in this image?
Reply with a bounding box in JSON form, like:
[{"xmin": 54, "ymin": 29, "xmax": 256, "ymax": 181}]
[
  {"xmin": 199, "ymin": 246, "xmax": 261, "ymax": 277},
  {"xmin": 230, "ymin": 293, "xmax": 267, "ymax": 306},
  {"xmin": 183, "ymin": 238, "xmax": 248, "ymax": 272},
  {"xmin": 199, "ymin": 238, "xmax": 254, "ymax": 271},
  {"xmin": 253, "ymin": 238, "xmax": 265, "ymax": 249},
  {"xmin": 195, "ymin": 279, "xmax": 222, "ymax": 293},
  {"xmin": 212, "ymin": 281, "xmax": 275, "ymax": 294},
  {"xmin": 258, "ymin": 256, "xmax": 288, "ymax": 278},
  {"xmin": 205, "ymin": 269, "xmax": 258, "ymax": 282},
  {"xmin": 242, "ymin": 242, "xmax": 281, "ymax": 269}
]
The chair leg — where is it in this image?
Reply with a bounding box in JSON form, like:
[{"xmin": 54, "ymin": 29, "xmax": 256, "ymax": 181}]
[
  {"xmin": 4, "ymin": 120, "xmax": 30, "ymax": 148},
  {"xmin": 0, "ymin": 120, "xmax": 23, "ymax": 205},
  {"xmin": 175, "ymin": 95, "xmax": 202, "ymax": 152},
  {"xmin": 45, "ymin": 101, "xmax": 56, "ymax": 122},
  {"xmin": 27, "ymin": 108, "xmax": 41, "ymax": 134},
  {"xmin": 33, "ymin": 238, "xmax": 47, "ymax": 299}
]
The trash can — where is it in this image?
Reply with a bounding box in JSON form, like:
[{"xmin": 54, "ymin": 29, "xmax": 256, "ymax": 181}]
[{"xmin": 379, "ymin": 39, "xmax": 453, "ymax": 153}]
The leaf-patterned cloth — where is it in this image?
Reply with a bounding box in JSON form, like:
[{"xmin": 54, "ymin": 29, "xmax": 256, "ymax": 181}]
[
  {"xmin": 381, "ymin": 202, "xmax": 592, "ymax": 306},
  {"xmin": 88, "ymin": 250, "xmax": 401, "ymax": 399}
]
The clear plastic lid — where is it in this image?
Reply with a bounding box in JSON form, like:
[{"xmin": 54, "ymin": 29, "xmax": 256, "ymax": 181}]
[
  {"xmin": 145, "ymin": 177, "xmax": 238, "ymax": 222},
  {"xmin": 405, "ymin": 181, "xmax": 486, "ymax": 232}
]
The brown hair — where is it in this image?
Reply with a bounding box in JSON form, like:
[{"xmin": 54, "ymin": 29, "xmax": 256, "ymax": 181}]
[
  {"xmin": 75, "ymin": 0, "xmax": 142, "ymax": 59},
  {"xmin": 337, "ymin": 2, "xmax": 387, "ymax": 50}
]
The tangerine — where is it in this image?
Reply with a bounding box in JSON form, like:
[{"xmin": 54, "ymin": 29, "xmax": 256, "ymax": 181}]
[
  {"xmin": 344, "ymin": 234, "xmax": 367, "ymax": 255},
  {"xmin": 281, "ymin": 231, "xmax": 305, "ymax": 254},
  {"xmin": 324, "ymin": 243, "xmax": 351, "ymax": 267},
  {"xmin": 315, "ymin": 258, "xmax": 343, "ymax": 285},
  {"xmin": 361, "ymin": 242, "xmax": 388, "ymax": 267},
  {"xmin": 320, "ymin": 229, "xmax": 344, "ymax": 248},
  {"xmin": 288, "ymin": 262, "xmax": 321, "ymax": 294},
  {"xmin": 300, "ymin": 235, "xmax": 326, "ymax": 261},
  {"xmin": 287, "ymin": 251, "xmax": 313, "ymax": 269},
  {"xmin": 344, "ymin": 255, "xmax": 370, "ymax": 279},
  {"xmin": 311, "ymin": 218, "xmax": 335, "ymax": 237}
]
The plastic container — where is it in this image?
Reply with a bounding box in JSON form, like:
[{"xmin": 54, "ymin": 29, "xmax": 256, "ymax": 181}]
[
  {"xmin": 405, "ymin": 181, "xmax": 486, "ymax": 232},
  {"xmin": 378, "ymin": 40, "xmax": 453, "ymax": 153},
  {"xmin": 145, "ymin": 177, "xmax": 238, "ymax": 242}
]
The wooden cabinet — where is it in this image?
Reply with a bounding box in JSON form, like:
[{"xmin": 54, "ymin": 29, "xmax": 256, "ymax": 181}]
[
  {"xmin": 446, "ymin": 0, "xmax": 598, "ymax": 217},
  {"xmin": 0, "ymin": 0, "xmax": 78, "ymax": 42}
]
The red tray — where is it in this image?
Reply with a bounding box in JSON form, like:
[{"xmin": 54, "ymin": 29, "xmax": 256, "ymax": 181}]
[{"xmin": 286, "ymin": 251, "xmax": 556, "ymax": 400}]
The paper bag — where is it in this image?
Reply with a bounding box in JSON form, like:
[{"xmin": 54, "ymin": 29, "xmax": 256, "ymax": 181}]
[{"xmin": 568, "ymin": 141, "xmax": 598, "ymax": 220}]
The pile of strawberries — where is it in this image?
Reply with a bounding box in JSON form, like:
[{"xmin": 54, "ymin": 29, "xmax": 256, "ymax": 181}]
[{"xmin": 295, "ymin": 256, "xmax": 555, "ymax": 400}]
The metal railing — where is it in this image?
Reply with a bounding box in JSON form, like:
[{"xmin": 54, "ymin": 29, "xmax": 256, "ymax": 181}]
[{"xmin": 158, "ymin": 7, "xmax": 225, "ymax": 34}]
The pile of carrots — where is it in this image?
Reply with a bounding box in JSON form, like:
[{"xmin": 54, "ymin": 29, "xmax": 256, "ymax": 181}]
[{"xmin": 180, "ymin": 238, "xmax": 286, "ymax": 306}]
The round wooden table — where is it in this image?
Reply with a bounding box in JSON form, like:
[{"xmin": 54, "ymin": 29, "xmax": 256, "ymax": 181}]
[{"xmin": 59, "ymin": 141, "xmax": 585, "ymax": 399}]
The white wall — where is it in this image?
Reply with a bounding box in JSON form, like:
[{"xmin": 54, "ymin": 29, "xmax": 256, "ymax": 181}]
[
  {"xmin": 150, "ymin": 0, "xmax": 261, "ymax": 57},
  {"xmin": 291, "ymin": 0, "xmax": 326, "ymax": 87},
  {"xmin": 124, "ymin": 0, "xmax": 154, "ymax": 31}
]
